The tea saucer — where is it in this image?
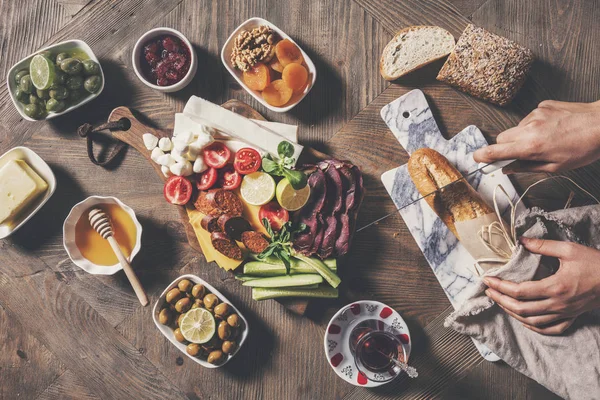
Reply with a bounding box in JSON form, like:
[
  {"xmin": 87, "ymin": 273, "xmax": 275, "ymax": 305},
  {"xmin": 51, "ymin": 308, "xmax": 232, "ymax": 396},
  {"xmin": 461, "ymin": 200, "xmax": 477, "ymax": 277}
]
[{"xmin": 323, "ymin": 300, "xmax": 411, "ymax": 387}]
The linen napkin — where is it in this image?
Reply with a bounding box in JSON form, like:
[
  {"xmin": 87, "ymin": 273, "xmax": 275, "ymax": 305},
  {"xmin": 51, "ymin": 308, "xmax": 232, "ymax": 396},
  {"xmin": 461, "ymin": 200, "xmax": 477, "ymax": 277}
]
[{"xmin": 445, "ymin": 205, "xmax": 600, "ymax": 400}]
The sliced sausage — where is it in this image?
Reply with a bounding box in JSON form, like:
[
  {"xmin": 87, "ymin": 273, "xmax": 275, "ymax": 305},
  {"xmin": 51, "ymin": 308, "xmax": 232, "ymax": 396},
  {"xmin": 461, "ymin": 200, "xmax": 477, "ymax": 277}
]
[
  {"xmin": 211, "ymin": 232, "xmax": 242, "ymax": 260},
  {"xmin": 217, "ymin": 214, "xmax": 251, "ymax": 241},
  {"xmin": 194, "ymin": 189, "xmax": 244, "ymax": 217},
  {"xmin": 195, "ymin": 190, "xmax": 219, "ymax": 215},
  {"xmin": 241, "ymin": 231, "xmax": 270, "ymax": 254},
  {"xmin": 201, "ymin": 215, "xmax": 221, "ymax": 233}
]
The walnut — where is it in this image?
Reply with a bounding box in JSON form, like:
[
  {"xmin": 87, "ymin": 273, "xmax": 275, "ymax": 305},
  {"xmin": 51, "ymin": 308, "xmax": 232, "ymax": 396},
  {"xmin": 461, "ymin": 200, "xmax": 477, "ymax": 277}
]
[{"xmin": 231, "ymin": 25, "xmax": 279, "ymax": 71}]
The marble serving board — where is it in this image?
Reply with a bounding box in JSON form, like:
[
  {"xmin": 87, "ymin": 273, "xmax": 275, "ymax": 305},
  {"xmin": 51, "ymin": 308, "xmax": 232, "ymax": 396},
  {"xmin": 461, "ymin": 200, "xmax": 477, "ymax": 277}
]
[{"xmin": 380, "ymin": 89, "xmax": 522, "ymax": 362}]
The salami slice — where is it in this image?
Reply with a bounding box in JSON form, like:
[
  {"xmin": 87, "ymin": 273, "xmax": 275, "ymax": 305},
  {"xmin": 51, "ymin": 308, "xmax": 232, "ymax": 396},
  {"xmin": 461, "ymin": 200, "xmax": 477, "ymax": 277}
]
[
  {"xmin": 200, "ymin": 215, "xmax": 221, "ymax": 233},
  {"xmin": 211, "ymin": 232, "xmax": 242, "ymax": 260},
  {"xmin": 241, "ymin": 231, "xmax": 270, "ymax": 254},
  {"xmin": 217, "ymin": 214, "xmax": 251, "ymax": 241}
]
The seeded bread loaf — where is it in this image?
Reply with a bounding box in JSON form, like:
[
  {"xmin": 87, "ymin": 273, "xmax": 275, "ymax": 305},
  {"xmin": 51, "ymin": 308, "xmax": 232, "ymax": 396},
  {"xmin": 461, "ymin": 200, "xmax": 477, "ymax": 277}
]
[
  {"xmin": 437, "ymin": 24, "xmax": 534, "ymax": 106},
  {"xmin": 407, "ymin": 148, "xmax": 493, "ymax": 239},
  {"xmin": 380, "ymin": 26, "xmax": 455, "ymax": 81}
]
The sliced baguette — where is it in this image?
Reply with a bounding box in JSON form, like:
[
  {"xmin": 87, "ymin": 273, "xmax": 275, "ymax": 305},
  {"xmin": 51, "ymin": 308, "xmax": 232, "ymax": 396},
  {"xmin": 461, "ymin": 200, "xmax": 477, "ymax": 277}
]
[{"xmin": 380, "ymin": 26, "xmax": 455, "ymax": 81}]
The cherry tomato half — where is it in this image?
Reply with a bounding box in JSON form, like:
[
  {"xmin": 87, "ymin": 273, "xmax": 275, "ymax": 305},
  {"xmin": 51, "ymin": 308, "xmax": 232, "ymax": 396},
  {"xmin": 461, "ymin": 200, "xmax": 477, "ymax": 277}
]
[
  {"xmin": 203, "ymin": 142, "xmax": 231, "ymax": 169},
  {"xmin": 164, "ymin": 176, "xmax": 193, "ymax": 205},
  {"xmin": 259, "ymin": 201, "xmax": 290, "ymax": 231},
  {"xmin": 233, "ymin": 147, "xmax": 262, "ymax": 175},
  {"xmin": 195, "ymin": 167, "xmax": 218, "ymax": 190},
  {"xmin": 218, "ymin": 165, "xmax": 242, "ymax": 190}
]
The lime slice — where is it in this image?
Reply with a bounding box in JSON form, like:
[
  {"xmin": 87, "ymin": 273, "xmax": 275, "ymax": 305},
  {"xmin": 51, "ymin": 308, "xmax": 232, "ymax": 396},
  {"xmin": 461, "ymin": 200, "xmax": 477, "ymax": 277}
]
[
  {"xmin": 240, "ymin": 172, "xmax": 276, "ymax": 205},
  {"xmin": 179, "ymin": 308, "xmax": 216, "ymax": 344},
  {"xmin": 30, "ymin": 54, "xmax": 56, "ymax": 90},
  {"xmin": 276, "ymin": 178, "xmax": 311, "ymax": 211}
]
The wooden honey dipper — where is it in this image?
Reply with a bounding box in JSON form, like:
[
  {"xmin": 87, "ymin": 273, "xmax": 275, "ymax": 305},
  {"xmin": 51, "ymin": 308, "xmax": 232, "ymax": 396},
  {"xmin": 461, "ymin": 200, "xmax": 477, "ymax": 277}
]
[{"xmin": 88, "ymin": 207, "xmax": 149, "ymax": 306}]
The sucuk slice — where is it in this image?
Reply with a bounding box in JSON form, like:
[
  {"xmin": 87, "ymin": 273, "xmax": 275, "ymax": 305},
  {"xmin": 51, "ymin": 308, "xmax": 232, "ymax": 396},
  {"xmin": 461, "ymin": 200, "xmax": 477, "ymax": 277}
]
[
  {"xmin": 30, "ymin": 54, "xmax": 56, "ymax": 90},
  {"xmin": 217, "ymin": 214, "xmax": 251, "ymax": 241},
  {"xmin": 240, "ymin": 172, "xmax": 276, "ymax": 206},
  {"xmin": 195, "ymin": 189, "xmax": 244, "ymax": 216},
  {"xmin": 179, "ymin": 308, "xmax": 216, "ymax": 344},
  {"xmin": 211, "ymin": 231, "xmax": 243, "ymax": 260},
  {"xmin": 240, "ymin": 231, "xmax": 269, "ymax": 254},
  {"xmin": 201, "ymin": 215, "xmax": 221, "ymax": 233}
]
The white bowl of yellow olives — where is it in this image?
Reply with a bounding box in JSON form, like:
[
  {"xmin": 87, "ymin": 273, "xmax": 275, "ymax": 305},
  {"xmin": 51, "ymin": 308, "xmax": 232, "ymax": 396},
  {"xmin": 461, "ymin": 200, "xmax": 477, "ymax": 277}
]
[
  {"xmin": 152, "ymin": 274, "xmax": 249, "ymax": 368},
  {"xmin": 6, "ymin": 39, "xmax": 104, "ymax": 121}
]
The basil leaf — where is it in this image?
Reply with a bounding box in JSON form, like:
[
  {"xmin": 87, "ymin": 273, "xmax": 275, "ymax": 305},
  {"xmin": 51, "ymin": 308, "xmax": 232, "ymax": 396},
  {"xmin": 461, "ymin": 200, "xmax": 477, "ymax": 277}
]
[
  {"xmin": 283, "ymin": 169, "xmax": 308, "ymax": 190},
  {"xmin": 262, "ymin": 217, "xmax": 275, "ymax": 238},
  {"xmin": 262, "ymin": 156, "xmax": 280, "ymax": 174},
  {"xmin": 278, "ymin": 141, "xmax": 295, "ymax": 158},
  {"xmin": 278, "ymin": 251, "xmax": 292, "ymax": 274}
]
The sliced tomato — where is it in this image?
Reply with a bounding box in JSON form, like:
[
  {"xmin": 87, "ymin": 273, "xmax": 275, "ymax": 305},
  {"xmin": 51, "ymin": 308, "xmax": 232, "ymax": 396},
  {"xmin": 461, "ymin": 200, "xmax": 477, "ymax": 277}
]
[
  {"xmin": 203, "ymin": 142, "xmax": 231, "ymax": 169},
  {"xmin": 164, "ymin": 176, "xmax": 193, "ymax": 205},
  {"xmin": 259, "ymin": 201, "xmax": 290, "ymax": 231},
  {"xmin": 218, "ymin": 165, "xmax": 242, "ymax": 190},
  {"xmin": 234, "ymin": 147, "xmax": 262, "ymax": 175},
  {"xmin": 195, "ymin": 167, "xmax": 218, "ymax": 190}
]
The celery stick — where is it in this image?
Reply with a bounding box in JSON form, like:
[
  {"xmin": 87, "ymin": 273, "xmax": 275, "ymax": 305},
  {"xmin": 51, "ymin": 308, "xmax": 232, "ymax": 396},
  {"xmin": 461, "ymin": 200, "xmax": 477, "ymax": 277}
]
[
  {"xmin": 252, "ymin": 286, "xmax": 339, "ymax": 301},
  {"xmin": 242, "ymin": 274, "xmax": 323, "ymax": 288},
  {"xmin": 243, "ymin": 259, "xmax": 337, "ymax": 276},
  {"xmin": 293, "ymin": 255, "xmax": 341, "ymax": 288}
]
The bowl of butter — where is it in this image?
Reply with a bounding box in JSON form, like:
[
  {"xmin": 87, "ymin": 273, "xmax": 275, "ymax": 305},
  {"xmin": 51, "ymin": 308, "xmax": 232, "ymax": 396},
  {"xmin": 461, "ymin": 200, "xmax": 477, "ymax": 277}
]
[{"xmin": 0, "ymin": 147, "xmax": 56, "ymax": 239}]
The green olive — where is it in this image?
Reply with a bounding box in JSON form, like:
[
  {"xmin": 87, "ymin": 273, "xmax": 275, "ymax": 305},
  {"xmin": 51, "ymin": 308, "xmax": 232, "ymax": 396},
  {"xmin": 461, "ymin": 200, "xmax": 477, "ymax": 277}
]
[
  {"xmin": 29, "ymin": 95, "xmax": 45, "ymax": 108},
  {"xmin": 173, "ymin": 328, "xmax": 186, "ymax": 343},
  {"xmin": 83, "ymin": 75, "xmax": 102, "ymax": 93},
  {"xmin": 14, "ymin": 88, "xmax": 29, "ymax": 104},
  {"xmin": 166, "ymin": 288, "xmax": 183, "ymax": 304},
  {"xmin": 222, "ymin": 340, "xmax": 236, "ymax": 355},
  {"xmin": 186, "ymin": 343, "xmax": 201, "ymax": 356},
  {"xmin": 201, "ymin": 337, "xmax": 220, "ymax": 351},
  {"xmin": 191, "ymin": 284, "xmax": 206, "ymax": 299},
  {"xmin": 14, "ymin": 69, "xmax": 29, "ymax": 85},
  {"xmin": 158, "ymin": 308, "xmax": 172, "ymax": 325},
  {"xmin": 19, "ymin": 75, "xmax": 33, "ymax": 94},
  {"xmin": 175, "ymin": 297, "xmax": 192, "ymax": 313},
  {"xmin": 218, "ymin": 320, "xmax": 231, "ymax": 340},
  {"xmin": 49, "ymin": 86, "xmax": 68, "ymax": 100},
  {"xmin": 46, "ymin": 98, "xmax": 66, "ymax": 113},
  {"xmin": 214, "ymin": 303, "xmax": 231, "ymax": 318},
  {"xmin": 55, "ymin": 52, "xmax": 69, "ymax": 66},
  {"xmin": 176, "ymin": 313, "xmax": 185, "ymax": 327},
  {"xmin": 203, "ymin": 293, "xmax": 219, "ymax": 310},
  {"xmin": 191, "ymin": 298, "xmax": 203, "ymax": 309},
  {"xmin": 23, "ymin": 103, "xmax": 43, "ymax": 119},
  {"xmin": 60, "ymin": 58, "xmax": 83, "ymax": 75},
  {"xmin": 177, "ymin": 279, "xmax": 193, "ymax": 293},
  {"xmin": 36, "ymin": 89, "xmax": 50, "ymax": 100},
  {"xmin": 227, "ymin": 313, "xmax": 240, "ymax": 328},
  {"xmin": 51, "ymin": 70, "xmax": 67, "ymax": 87},
  {"xmin": 66, "ymin": 75, "xmax": 84, "ymax": 90},
  {"xmin": 82, "ymin": 59, "xmax": 101, "ymax": 75},
  {"xmin": 207, "ymin": 350, "xmax": 224, "ymax": 364}
]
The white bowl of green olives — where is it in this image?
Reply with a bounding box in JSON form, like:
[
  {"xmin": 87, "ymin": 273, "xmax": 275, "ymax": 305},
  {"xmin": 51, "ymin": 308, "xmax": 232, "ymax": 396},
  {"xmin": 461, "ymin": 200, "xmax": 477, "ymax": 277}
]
[
  {"xmin": 7, "ymin": 39, "xmax": 104, "ymax": 121},
  {"xmin": 153, "ymin": 275, "xmax": 249, "ymax": 368}
]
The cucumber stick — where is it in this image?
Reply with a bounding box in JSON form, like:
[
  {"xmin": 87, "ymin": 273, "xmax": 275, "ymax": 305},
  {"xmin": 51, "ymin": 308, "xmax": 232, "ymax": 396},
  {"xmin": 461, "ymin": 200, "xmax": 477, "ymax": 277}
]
[
  {"xmin": 252, "ymin": 286, "xmax": 339, "ymax": 301},
  {"xmin": 235, "ymin": 275, "xmax": 260, "ymax": 282},
  {"xmin": 246, "ymin": 256, "xmax": 337, "ymax": 271},
  {"xmin": 243, "ymin": 274, "xmax": 323, "ymax": 288},
  {"xmin": 293, "ymin": 254, "xmax": 341, "ymax": 288}
]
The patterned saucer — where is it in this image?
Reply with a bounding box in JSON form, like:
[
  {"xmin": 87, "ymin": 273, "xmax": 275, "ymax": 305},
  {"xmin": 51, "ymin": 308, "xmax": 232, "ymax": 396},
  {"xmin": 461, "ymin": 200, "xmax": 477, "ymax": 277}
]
[{"xmin": 324, "ymin": 300, "xmax": 411, "ymax": 387}]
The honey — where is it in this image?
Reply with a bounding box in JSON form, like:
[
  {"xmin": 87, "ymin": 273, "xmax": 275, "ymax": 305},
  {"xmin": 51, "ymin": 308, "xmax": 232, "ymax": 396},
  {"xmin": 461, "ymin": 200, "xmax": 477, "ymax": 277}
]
[{"xmin": 75, "ymin": 203, "xmax": 137, "ymax": 266}]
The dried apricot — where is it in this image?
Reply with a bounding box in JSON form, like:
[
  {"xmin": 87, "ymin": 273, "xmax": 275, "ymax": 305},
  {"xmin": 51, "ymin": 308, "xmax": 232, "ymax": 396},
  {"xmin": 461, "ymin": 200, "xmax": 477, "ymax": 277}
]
[
  {"xmin": 269, "ymin": 57, "xmax": 284, "ymax": 73},
  {"xmin": 262, "ymin": 80, "xmax": 293, "ymax": 107},
  {"xmin": 282, "ymin": 63, "xmax": 308, "ymax": 93},
  {"xmin": 243, "ymin": 63, "xmax": 271, "ymax": 91},
  {"xmin": 275, "ymin": 39, "xmax": 304, "ymax": 67}
]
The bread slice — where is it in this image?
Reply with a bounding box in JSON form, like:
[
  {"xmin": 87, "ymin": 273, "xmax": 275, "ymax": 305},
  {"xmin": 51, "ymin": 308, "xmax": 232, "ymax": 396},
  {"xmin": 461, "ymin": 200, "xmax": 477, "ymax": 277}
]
[
  {"xmin": 380, "ymin": 26, "xmax": 455, "ymax": 81},
  {"xmin": 407, "ymin": 148, "xmax": 492, "ymax": 239}
]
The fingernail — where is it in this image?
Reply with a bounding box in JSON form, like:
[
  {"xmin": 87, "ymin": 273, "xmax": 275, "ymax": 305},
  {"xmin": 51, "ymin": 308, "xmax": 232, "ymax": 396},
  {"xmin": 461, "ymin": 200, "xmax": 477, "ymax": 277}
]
[
  {"xmin": 485, "ymin": 289, "xmax": 491, "ymax": 297},
  {"xmin": 482, "ymin": 277, "xmax": 490, "ymax": 286},
  {"xmin": 519, "ymin": 236, "xmax": 531, "ymax": 244}
]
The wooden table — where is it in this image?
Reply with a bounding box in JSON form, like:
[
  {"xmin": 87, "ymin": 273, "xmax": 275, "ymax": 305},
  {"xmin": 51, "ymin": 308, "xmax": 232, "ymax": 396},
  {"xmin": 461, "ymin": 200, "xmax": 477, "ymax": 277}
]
[{"xmin": 1, "ymin": 1, "xmax": 598, "ymax": 399}]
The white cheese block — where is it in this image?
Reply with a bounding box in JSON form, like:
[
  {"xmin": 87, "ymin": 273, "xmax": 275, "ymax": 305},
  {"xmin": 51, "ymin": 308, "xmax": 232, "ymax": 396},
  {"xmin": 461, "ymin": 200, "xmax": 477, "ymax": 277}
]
[
  {"xmin": 151, "ymin": 147, "xmax": 164, "ymax": 163},
  {"xmin": 0, "ymin": 160, "xmax": 48, "ymax": 224},
  {"xmin": 142, "ymin": 133, "xmax": 159, "ymax": 150},
  {"xmin": 181, "ymin": 97, "xmax": 303, "ymax": 163},
  {"xmin": 158, "ymin": 137, "xmax": 173, "ymax": 152},
  {"xmin": 193, "ymin": 157, "xmax": 207, "ymax": 173}
]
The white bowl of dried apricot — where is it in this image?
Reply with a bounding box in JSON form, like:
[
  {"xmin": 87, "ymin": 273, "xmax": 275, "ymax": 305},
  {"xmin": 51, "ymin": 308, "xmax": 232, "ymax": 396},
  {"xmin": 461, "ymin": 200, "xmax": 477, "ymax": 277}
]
[{"xmin": 221, "ymin": 17, "xmax": 317, "ymax": 112}]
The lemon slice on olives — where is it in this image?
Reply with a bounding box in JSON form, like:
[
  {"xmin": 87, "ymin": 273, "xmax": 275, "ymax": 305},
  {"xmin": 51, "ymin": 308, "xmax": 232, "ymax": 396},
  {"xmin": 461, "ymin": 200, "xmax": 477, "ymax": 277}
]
[
  {"xmin": 179, "ymin": 308, "xmax": 216, "ymax": 344},
  {"xmin": 30, "ymin": 55, "xmax": 55, "ymax": 90}
]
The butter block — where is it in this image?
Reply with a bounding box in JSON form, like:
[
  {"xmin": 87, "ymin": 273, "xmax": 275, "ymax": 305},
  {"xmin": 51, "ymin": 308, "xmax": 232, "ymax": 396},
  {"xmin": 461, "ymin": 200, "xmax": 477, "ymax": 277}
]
[{"xmin": 0, "ymin": 160, "xmax": 48, "ymax": 224}]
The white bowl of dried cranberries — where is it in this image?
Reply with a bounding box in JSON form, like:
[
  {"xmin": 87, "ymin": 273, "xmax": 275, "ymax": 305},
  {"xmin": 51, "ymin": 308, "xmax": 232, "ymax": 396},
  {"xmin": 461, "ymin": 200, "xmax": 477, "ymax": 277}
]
[{"xmin": 132, "ymin": 27, "xmax": 198, "ymax": 93}]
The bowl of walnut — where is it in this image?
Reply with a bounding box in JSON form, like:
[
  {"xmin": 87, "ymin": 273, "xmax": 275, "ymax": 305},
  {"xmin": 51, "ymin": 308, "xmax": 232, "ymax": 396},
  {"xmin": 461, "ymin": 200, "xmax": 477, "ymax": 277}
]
[{"xmin": 221, "ymin": 17, "xmax": 317, "ymax": 112}]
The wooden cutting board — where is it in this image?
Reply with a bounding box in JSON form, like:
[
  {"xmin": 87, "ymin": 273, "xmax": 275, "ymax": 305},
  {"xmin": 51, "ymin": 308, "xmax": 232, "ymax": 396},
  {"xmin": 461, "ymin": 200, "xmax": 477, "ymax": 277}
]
[{"xmin": 106, "ymin": 100, "xmax": 328, "ymax": 315}]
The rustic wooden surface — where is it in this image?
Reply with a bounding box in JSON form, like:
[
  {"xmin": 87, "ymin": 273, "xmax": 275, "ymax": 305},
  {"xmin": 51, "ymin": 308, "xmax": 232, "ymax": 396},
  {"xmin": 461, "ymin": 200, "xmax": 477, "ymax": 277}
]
[{"xmin": 0, "ymin": 0, "xmax": 598, "ymax": 399}]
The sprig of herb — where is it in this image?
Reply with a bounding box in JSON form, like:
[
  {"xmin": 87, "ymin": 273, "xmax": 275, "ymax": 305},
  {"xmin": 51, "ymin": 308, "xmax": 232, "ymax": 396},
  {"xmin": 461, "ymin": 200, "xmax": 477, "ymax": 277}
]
[
  {"xmin": 257, "ymin": 218, "xmax": 306, "ymax": 274},
  {"xmin": 262, "ymin": 141, "xmax": 308, "ymax": 190}
]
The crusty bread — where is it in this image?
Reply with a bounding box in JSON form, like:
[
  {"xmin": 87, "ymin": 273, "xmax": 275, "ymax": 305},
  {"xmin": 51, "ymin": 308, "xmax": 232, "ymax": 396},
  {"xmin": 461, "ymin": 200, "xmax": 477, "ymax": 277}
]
[
  {"xmin": 380, "ymin": 26, "xmax": 455, "ymax": 81},
  {"xmin": 437, "ymin": 24, "xmax": 534, "ymax": 106},
  {"xmin": 407, "ymin": 148, "xmax": 493, "ymax": 239}
]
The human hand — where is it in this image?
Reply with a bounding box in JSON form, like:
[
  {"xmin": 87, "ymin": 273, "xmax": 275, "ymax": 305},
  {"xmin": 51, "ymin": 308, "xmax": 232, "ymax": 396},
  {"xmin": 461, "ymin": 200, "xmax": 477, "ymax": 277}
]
[
  {"xmin": 473, "ymin": 100, "xmax": 600, "ymax": 173},
  {"xmin": 483, "ymin": 237, "xmax": 600, "ymax": 335}
]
